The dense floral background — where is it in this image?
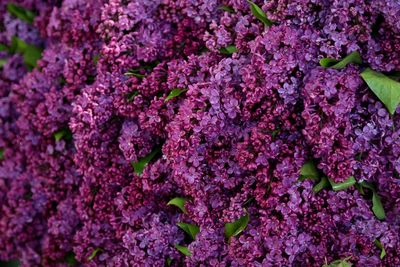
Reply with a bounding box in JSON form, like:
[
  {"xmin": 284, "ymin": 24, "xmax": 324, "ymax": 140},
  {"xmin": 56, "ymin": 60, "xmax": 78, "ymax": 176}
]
[{"xmin": 0, "ymin": 0, "xmax": 400, "ymax": 266}]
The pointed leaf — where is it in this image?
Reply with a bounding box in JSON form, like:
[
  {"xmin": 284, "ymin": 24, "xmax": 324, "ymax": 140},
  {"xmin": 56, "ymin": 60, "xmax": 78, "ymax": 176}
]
[
  {"xmin": 361, "ymin": 68, "xmax": 400, "ymax": 115},
  {"xmin": 87, "ymin": 248, "xmax": 102, "ymax": 261},
  {"xmin": 372, "ymin": 192, "xmax": 385, "ymax": 220},
  {"xmin": 219, "ymin": 5, "xmax": 234, "ymax": 13},
  {"xmin": 177, "ymin": 222, "xmax": 200, "ymax": 240},
  {"xmin": 299, "ymin": 161, "xmax": 319, "ymax": 181},
  {"xmin": 131, "ymin": 147, "xmax": 161, "ymax": 175},
  {"xmin": 167, "ymin": 197, "xmax": 187, "ymax": 213},
  {"xmin": 165, "ymin": 88, "xmax": 187, "ymax": 102},
  {"xmin": 7, "ymin": 4, "xmax": 35, "ymax": 24},
  {"xmin": 312, "ymin": 176, "xmax": 330, "ymax": 193},
  {"xmin": 329, "ymin": 176, "xmax": 356, "ymax": 191},
  {"xmin": 219, "ymin": 45, "xmax": 237, "ymax": 55},
  {"xmin": 126, "ymin": 90, "xmax": 139, "ymax": 101},
  {"xmin": 320, "ymin": 51, "xmax": 362, "ymax": 69},
  {"xmin": 53, "ymin": 128, "xmax": 73, "ymax": 142},
  {"xmin": 174, "ymin": 244, "xmax": 191, "ymax": 256},
  {"xmin": 374, "ymin": 239, "xmax": 386, "ymax": 259},
  {"xmin": 124, "ymin": 70, "xmax": 145, "ymax": 78},
  {"xmin": 248, "ymin": 1, "xmax": 273, "ymax": 26},
  {"xmin": 224, "ymin": 214, "xmax": 250, "ymax": 238}
]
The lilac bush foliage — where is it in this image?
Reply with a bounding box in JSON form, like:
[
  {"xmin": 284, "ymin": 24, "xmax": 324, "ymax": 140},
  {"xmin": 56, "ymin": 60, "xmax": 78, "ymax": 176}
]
[{"xmin": 1, "ymin": 0, "xmax": 400, "ymax": 266}]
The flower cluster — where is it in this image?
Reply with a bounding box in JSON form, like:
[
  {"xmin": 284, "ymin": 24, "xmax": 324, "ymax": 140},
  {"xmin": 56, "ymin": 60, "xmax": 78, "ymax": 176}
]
[{"xmin": 1, "ymin": 0, "xmax": 400, "ymax": 266}]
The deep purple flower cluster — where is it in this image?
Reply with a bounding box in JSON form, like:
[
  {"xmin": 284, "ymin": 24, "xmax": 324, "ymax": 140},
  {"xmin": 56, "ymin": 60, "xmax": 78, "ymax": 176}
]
[{"xmin": 1, "ymin": 0, "xmax": 400, "ymax": 266}]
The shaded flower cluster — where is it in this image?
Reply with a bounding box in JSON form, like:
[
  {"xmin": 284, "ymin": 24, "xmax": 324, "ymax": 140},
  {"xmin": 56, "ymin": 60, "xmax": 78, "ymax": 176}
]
[{"xmin": 1, "ymin": 0, "xmax": 400, "ymax": 266}]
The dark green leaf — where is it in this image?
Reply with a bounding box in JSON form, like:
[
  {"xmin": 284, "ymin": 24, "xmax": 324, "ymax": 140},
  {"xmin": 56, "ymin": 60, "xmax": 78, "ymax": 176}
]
[
  {"xmin": 9, "ymin": 37, "xmax": 42, "ymax": 69},
  {"xmin": 167, "ymin": 197, "xmax": 187, "ymax": 213},
  {"xmin": 312, "ymin": 176, "xmax": 330, "ymax": 193},
  {"xmin": 372, "ymin": 192, "xmax": 385, "ymax": 220},
  {"xmin": 329, "ymin": 176, "xmax": 356, "ymax": 191},
  {"xmin": 299, "ymin": 161, "xmax": 319, "ymax": 181},
  {"xmin": 177, "ymin": 222, "xmax": 200, "ymax": 240},
  {"xmin": 219, "ymin": 45, "xmax": 237, "ymax": 55},
  {"xmin": 219, "ymin": 5, "xmax": 234, "ymax": 13},
  {"xmin": 0, "ymin": 148, "xmax": 4, "ymax": 160},
  {"xmin": 0, "ymin": 44, "xmax": 9, "ymax": 51},
  {"xmin": 93, "ymin": 55, "xmax": 100, "ymax": 64},
  {"xmin": 319, "ymin": 51, "xmax": 362, "ymax": 69},
  {"xmin": 165, "ymin": 88, "xmax": 187, "ymax": 102},
  {"xmin": 7, "ymin": 4, "xmax": 35, "ymax": 24},
  {"xmin": 131, "ymin": 147, "xmax": 161, "ymax": 175},
  {"xmin": 23, "ymin": 44, "xmax": 42, "ymax": 69},
  {"xmin": 0, "ymin": 260, "xmax": 20, "ymax": 267},
  {"xmin": 166, "ymin": 257, "xmax": 172, "ymax": 266},
  {"xmin": 174, "ymin": 244, "xmax": 191, "ymax": 256},
  {"xmin": 242, "ymin": 197, "xmax": 254, "ymax": 207},
  {"xmin": 357, "ymin": 181, "xmax": 386, "ymax": 220},
  {"xmin": 53, "ymin": 128, "xmax": 73, "ymax": 142},
  {"xmin": 247, "ymin": 1, "xmax": 273, "ymax": 26},
  {"xmin": 64, "ymin": 252, "xmax": 79, "ymax": 266},
  {"xmin": 361, "ymin": 68, "xmax": 400, "ymax": 115},
  {"xmin": 224, "ymin": 214, "xmax": 250, "ymax": 239},
  {"xmin": 0, "ymin": 59, "xmax": 6, "ymax": 68},
  {"xmin": 87, "ymin": 247, "xmax": 102, "ymax": 261},
  {"xmin": 374, "ymin": 239, "xmax": 386, "ymax": 259},
  {"xmin": 358, "ymin": 181, "xmax": 375, "ymax": 191},
  {"xmin": 126, "ymin": 90, "xmax": 139, "ymax": 101}
]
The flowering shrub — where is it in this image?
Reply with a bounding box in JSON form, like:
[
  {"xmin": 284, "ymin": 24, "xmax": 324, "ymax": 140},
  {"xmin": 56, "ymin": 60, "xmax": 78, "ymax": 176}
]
[{"xmin": 1, "ymin": 0, "xmax": 400, "ymax": 266}]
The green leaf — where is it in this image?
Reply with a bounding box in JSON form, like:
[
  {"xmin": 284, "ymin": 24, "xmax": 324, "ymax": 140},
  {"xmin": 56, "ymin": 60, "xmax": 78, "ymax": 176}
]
[
  {"xmin": 323, "ymin": 257, "xmax": 352, "ymax": 267},
  {"xmin": 7, "ymin": 4, "xmax": 35, "ymax": 24},
  {"xmin": 177, "ymin": 222, "xmax": 200, "ymax": 240},
  {"xmin": 372, "ymin": 192, "xmax": 385, "ymax": 220},
  {"xmin": 167, "ymin": 197, "xmax": 187, "ymax": 213},
  {"xmin": 166, "ymin": 257, "xmax": 172, "ymax": 266},
  {"xmin": 0, "ymin": 148, "xmax": 4, "ymax": 160},
  {"xmin": 312, "ymin": 176, "xmax": 330, "ymax": 193},
  {"xmin": 361, "ymin": 68, "xmax": 400, "ymax": 115},
  {"xmin": 219, "ymin": 45, "xmax": 237, "ymax": 55},
  {"xmin": 357, "ymin": 181, "xmax": 386, "ymax": 220},
  {"xmin": 374, "ymin": 239, "xmax": 386, "ymax": 259},
  {"xmin": 0, "ymin": 260, "xmax": 20, "ymax": 267},
  {"xmin": 9, "ymin": 37, "xmax": 42, "ymax": 69},
  {"xmin": 247, "ymin": 1, "xmax": 273, "ymax": 26},
  {"xmin": 87, "ymin": 248, "xmax": 102, "ymax": 261},
  {"xmin": 93, "ymin": 55, "xmax": 100, "ymax": 64},
  {"xmin": 131, "ymin": 147, "xmax": 161, "ymax": 175},
  {"xmin": 224, "ymin": 214, "xmax": 250, "ymax": 239},
  {"xmin": 174, "ymin": 244, "xmax": 191, "ymax": 256},
  {"xmin": 64, "ymin": 251, "xmax": 79, "ymax": 266},
  {"xmin": 165, "ymin": 88, "xmax": 187, "ymax": 102},
  {"xmin": 0, "ymin": 44, "xmax": 9, "ymax": 51},
  {"xmin": 219, "ymin": 5, "xmax": 234, "ymax": 13},
  {"xmin": 299, "ymin": 161, "xmax": 319, "ymax": 181},
  {"xmin": 329, "ymin": 176, "xmax": 356, "ymax": 191},
  {"xmin": 0, "ymin": 59, "xmax": 7, "ymax": 68},
  {"xmin": 125, "ymin": 61, "xmax": 159, "ymax": 78},
  {"xmin": 124, "ymin": 69, "xmax": 145, "ymax": 78},
  {"xmin": 126, "ymin": 90, "xmax": 139, "ymax": 101},
  {"xmin": 319, "ymin": 51, "xmax": 362, "ymax": 69},
  {"xmin": 23, "ymin": 44, "xmax": 42, "ymax": 69},
  {"xmin": 53, "ymin": 128, "xmax": 73, "ymax": 142}
]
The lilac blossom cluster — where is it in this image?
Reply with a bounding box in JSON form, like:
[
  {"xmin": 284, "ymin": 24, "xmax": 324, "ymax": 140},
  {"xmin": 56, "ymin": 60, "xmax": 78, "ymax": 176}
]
[{"xmin": 1, "ymin": 0, "xmax": 400, "ymax": 266}]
